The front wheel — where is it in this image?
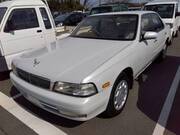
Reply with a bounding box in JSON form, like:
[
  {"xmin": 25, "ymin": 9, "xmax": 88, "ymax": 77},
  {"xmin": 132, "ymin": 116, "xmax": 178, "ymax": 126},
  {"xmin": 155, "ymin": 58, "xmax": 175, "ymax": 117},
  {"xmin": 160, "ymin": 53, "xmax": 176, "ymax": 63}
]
[{"xmin": 103, "ymin": 73, "xmax": 129, "ymax": 117}]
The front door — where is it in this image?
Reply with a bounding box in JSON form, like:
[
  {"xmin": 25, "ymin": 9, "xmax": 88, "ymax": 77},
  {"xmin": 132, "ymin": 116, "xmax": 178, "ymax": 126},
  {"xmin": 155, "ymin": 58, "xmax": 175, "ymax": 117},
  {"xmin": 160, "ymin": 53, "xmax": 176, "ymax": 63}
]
[{"xmin": 1, "ymin": 7, "xmax": 45, "ymax": 68}]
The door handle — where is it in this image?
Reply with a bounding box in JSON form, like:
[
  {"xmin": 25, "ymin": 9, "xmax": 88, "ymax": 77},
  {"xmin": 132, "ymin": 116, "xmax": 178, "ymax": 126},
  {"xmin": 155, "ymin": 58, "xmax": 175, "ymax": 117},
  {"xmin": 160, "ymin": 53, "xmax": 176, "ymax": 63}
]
[{"xmin": 37, "ymin": 30, "xmax": 42, "ymax": 33}]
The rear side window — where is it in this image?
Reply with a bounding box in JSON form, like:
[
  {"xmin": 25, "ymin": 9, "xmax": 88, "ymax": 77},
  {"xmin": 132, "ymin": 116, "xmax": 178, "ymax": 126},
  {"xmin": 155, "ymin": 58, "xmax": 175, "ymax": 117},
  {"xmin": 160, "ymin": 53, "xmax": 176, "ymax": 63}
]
[
  {"xmin": 144, "ymin": 4, "xmax": 175, "ymax": 18},
  {"xmin": 120, "ymin": 5, "xmax": 128, "ymax": 11},
  {"xmin": 151, "ymin": 14, "xmax": 164, "ymax": 32},
  {"xmin": 90, "ymin": 7, "xmax": 112, "ymax": 15},
  {"xmin": 5, "ymin": 8, "xmax": 39, "ymax": 31},
  {"xmin": 39, "ymin": 8, "xmax": 52, "ymax": 29},
  {"xmin": 141, "ymin": 13, "xmax": 164, "ymax": 33},
  {"xmin": 141, "ymin": 14, "xmax": 154, "ymax": 32},
  {"xmin": 112, "ymin": 6, "xmax": 120, "ymax": 12}
]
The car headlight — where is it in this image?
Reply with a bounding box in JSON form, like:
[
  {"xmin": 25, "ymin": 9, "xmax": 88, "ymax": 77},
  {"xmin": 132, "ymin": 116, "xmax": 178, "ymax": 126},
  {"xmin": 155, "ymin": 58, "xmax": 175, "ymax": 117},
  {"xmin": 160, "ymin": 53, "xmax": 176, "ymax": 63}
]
[
  {"xmin": 166, "ymin": 23, "xmax": 173, "ymax": 29},
  {"xmin": 11, "ymin": 62, "xmax": 17, "ymax": 76},
  {"xmin": 53, "ymin": 82, "xmax": 98, "ymax": 97}
]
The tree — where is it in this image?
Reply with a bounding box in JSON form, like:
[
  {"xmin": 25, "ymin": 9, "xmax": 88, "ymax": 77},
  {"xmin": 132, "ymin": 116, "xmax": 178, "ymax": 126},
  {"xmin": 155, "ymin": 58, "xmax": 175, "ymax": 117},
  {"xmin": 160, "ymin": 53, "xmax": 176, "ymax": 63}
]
[
  {"xmin": 83, "ymin": 0, "xmax": 97, "ymax": 9},
  {"xmin": 48, "ymin": 0, "xmax": 84, "ymax": 12}
]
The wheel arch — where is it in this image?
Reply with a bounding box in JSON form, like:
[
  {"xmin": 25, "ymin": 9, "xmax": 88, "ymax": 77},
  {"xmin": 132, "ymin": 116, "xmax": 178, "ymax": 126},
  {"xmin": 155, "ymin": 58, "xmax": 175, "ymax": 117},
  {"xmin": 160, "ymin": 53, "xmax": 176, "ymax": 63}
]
[{"xmin": 115, "ymin": 67, "xmax": 134, "ymax": 89}]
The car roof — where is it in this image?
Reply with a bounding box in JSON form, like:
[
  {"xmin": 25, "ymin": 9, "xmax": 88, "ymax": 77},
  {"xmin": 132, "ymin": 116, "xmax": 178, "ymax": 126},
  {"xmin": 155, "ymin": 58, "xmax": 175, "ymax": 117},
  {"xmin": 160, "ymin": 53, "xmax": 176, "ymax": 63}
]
[
  {"xmin": 145, "ymin": 0, "xmax": 178, "ymax": 5},
  {"xmin": 0, "ymin": 0, "xmax": 45, "ymax": 8},
  {"xmin": 90, "ymin": 11, "xmax": 156, "ymax": 17}
]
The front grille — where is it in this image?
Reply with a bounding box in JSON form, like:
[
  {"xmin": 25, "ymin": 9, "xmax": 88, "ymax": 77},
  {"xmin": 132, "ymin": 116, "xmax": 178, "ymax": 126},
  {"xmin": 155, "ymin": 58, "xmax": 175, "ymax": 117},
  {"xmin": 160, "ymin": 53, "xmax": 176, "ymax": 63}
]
[{"xmin": 16, "ymin": 68, "xmax": 50, "ymax": 89}]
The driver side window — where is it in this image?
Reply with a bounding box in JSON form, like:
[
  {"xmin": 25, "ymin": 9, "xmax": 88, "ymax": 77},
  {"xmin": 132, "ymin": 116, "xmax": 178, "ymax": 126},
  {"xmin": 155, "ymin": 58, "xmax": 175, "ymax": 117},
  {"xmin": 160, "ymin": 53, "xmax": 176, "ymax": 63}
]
[{"xmin": 4, "ymin": 8, "xmax": 39, "ymax": 32}]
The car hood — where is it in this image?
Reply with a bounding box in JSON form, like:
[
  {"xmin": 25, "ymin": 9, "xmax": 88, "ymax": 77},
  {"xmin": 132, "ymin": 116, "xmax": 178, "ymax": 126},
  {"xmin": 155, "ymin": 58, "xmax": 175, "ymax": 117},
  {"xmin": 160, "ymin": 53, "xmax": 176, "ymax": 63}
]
[{"xmin": 15, "ymin": 37, "xmax": 132, "ymax": 83}]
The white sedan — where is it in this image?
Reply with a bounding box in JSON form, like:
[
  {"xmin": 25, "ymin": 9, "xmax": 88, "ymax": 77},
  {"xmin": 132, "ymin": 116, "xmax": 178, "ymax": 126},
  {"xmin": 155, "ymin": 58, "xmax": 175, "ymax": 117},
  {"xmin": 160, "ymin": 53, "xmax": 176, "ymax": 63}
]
[{"xmin": 11, "ymin": 11, "xmax": 169, "ymax": 121}]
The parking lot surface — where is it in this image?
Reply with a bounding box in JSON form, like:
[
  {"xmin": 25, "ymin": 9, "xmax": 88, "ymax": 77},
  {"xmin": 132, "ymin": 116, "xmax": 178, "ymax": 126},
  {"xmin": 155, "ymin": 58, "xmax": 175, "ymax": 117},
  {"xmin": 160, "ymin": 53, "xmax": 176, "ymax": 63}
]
[{"xmin": 0, "ymin": 37, "xmax": 180, "ymax": 135}]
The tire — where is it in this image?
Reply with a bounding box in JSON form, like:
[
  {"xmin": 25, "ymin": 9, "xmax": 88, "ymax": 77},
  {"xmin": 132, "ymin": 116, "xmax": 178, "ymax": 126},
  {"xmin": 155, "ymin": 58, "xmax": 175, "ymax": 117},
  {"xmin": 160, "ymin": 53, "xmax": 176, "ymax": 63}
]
[
  {"xmin": 167, "ymin": 38, "xmax": 172, "ymax": 46},
  {"xmin": 157, "ymin": 45, "xmax": 167, "ymax": 62},
  {"xmin": 174, "ymin": 30, "xmax": 178, "ymax": 37},
  {"xmin": 103, "ymin": 73, "xmax": 130, "ymax": 117}
]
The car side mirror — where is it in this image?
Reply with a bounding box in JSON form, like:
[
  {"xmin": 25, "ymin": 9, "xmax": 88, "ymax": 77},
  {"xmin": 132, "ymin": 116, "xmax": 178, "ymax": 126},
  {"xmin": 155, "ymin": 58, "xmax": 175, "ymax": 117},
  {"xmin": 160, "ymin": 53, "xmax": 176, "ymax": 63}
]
[
  {"xmin": 4, "ymin": 20, "xmax": 15, "ymax": 33},
  {"xmin": 175, "ymin": 12, "xmax": 180, "ymax": 17},
  {"xmin": 142, "ymin": 31, "xmax": 158, "ymax": 40}
]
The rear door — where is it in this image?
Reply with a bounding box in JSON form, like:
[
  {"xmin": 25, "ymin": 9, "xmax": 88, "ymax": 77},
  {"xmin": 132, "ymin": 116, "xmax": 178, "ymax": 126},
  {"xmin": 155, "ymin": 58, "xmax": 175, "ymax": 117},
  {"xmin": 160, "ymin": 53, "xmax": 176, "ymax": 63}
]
[
  {"xmin": 150, "ymin": 13, "xmax": 166, "ymax": 56},
  {"xmin": 39, "ymin": 7, "xmax": 56, "ymax": 46},
  {"xmin": 135, "ymin": 14, "xmax": 157, "ymax": 73}
]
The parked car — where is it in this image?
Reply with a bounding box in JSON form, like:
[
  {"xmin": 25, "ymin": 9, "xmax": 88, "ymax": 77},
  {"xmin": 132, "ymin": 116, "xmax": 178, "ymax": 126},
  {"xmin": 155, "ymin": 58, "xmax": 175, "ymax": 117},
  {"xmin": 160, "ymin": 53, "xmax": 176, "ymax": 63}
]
[
  {"xmin": 144, "ymin": 0, "xmax": 180, "ymax": 40},
  {"xmin": 54, "ymin": 12, "xmax": 85, "ymax": 27},
  {"xmin": 83, "ymin": 11, "xmax": 90, "ymax": 17},
  {"xmin": 52, "ymin": 11, "xmax": 63, "ymax": 18},
  {"xmin": 11, "ymin": 11, "xmax": 170, "ymax": 121},
  {"xmin": 0, "ymin": 0, "xmax": 60, "ymax": 72},
  {"xmin": 128, "ymin": 7, "xmax": 142, "ymax": 11},
  {"xmin": 90, "ymin": 3, "xmax": 128, "ymax": 15}
]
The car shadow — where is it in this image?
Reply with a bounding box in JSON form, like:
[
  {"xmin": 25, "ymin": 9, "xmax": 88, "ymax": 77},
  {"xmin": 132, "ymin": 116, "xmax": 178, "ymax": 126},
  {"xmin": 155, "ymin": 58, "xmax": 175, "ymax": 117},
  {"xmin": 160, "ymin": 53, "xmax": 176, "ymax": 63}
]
[
  {"xmin": 0, "ymin": 71, "xmax": 10, "ymax": 81},
  {"xmin": 137, "ymin": 55, "xmax": 180, "ymax": 134}
]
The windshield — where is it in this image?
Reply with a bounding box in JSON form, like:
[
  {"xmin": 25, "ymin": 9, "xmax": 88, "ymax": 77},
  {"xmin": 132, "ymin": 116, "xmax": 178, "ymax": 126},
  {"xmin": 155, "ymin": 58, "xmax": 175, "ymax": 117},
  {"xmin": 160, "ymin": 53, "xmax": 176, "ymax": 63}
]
[
  {"xmin": 90, "ymin": 6, "xmax": 112, "ymax": 15},
  {"xmin": 0, "ymin": 7, "xmax": 7, "ymax": 24},
  {"xmin": 144, "ymin": 4, "xmax": 175, "ymax": 18},
  {"xmin": 71, "ymin": 15, "xmax": 138, "ymax": 41}
]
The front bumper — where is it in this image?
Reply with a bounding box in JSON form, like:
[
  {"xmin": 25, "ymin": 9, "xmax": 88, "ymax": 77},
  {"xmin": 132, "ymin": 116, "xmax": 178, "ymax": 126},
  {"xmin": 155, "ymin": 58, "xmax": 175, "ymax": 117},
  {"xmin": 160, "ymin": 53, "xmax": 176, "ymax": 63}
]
[{"xmin": 10, "ymin": 72, "xmax": 107, "ymax": 121}]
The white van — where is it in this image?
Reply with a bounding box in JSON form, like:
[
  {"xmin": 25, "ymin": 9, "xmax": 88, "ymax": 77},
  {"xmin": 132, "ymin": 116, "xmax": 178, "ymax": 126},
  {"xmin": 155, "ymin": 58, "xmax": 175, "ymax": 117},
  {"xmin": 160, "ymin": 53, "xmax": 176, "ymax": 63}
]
[
  {"xmin": 144, "ymin": 0, "xmax": 180, "ymax": 39},
  {"xmin": 0, "ymin": 0, "xmax": 58, "ymax": 72}
]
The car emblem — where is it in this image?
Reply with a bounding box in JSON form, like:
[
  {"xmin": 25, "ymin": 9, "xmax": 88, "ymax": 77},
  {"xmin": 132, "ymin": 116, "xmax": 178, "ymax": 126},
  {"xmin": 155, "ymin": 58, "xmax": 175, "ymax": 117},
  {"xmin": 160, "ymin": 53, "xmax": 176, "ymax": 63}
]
[{"xmin": 33, "ymin": 58, "xmax": 40, "ymax": 67}]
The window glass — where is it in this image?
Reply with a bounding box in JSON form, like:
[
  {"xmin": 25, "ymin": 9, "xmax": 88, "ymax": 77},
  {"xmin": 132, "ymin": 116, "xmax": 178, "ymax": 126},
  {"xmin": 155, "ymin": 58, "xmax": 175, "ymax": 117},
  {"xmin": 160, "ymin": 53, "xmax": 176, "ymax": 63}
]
[
  {"xmin": 75, "ymin": 13, "xmax": 83, "ymax": 22},
  {"xmin": 90, "ymin": 6, "xmax": 112, "ymax": 15},
  {"xmin": 120, "ymin": 5, "xmax": 128, "ymax": 11},
  {"xmin": 71, "ymin": 15, "xmax": 138, "ymax": 40},
  {"xmin": 39, "ymin": 8, "xmax": 52, "ymax": 29},
  {"xmin": 144, "ymin": 4, "xmax": 175, "ymax": 18},
  {"xmin": 5, "ymin": 8, "xmax": 39, "ymax": 31},
  {"xmin": 65, "ymin": 14, "xmax": 76, "ymax": 25},
  {"xmin": 0, "ymin": 7, "xmax": 7, "ymax": 24},
  {"xmin": 151, "ymin": 14, "xmax": 164, "ymax": 32},
  {"xmin": 176, "ymin": 4, "xmax": 178, "ymax": 13},
  {"xmin": 112, "ymin": 6, "xmax": 120, "ymax": 12},
  {"xmin": 76, "ymin": 13, "xmax": 83, "ymax": 20},
  {"xmin": 141, "ymin": 14, "xmax": 154, "ymax": 32}
]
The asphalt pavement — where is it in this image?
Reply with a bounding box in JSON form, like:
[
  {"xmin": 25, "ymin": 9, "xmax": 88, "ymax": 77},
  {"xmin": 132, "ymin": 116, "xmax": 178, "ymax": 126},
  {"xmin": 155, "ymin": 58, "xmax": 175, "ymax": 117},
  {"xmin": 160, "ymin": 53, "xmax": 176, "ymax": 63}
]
[{"xmin": 0, "ymin": 36, "xmax": 180, "ymax": 135}]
